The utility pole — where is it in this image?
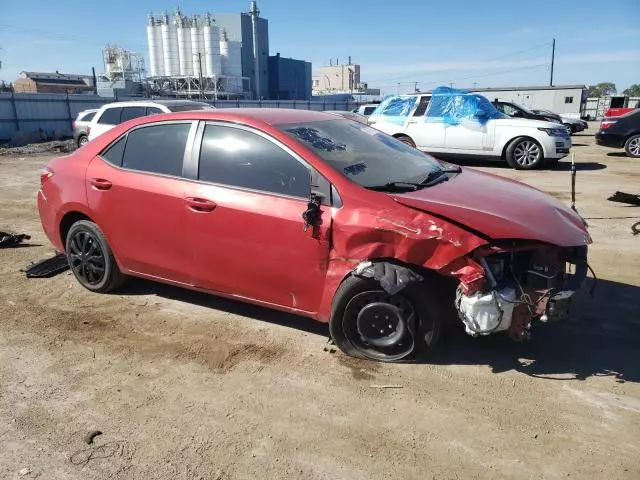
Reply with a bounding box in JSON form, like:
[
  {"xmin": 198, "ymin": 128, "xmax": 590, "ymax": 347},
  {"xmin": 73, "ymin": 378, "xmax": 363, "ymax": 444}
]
[
  {"xmin": 550, "ymin": 38, "xmax": 555, "ymax": 87},
  {"xmin": 397, "ymin": 82, "xmax": 400, "ymax": 95},
  {"xmin": 414, "ymin": 81, "xmax": 418, "ymax": 93}
]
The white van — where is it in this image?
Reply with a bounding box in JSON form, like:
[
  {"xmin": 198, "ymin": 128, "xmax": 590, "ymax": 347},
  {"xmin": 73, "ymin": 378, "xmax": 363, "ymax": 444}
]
[
  {"xmin": 368, "ymin": 93, "xmax": 571, "ymax": 169},
  {"xmin": 87, "ymin": 100, "xmax": 214, "ymax": 141}
]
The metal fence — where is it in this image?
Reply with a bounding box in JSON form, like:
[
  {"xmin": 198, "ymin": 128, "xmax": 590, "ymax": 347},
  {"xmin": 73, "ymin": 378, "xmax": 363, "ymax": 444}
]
[{"xmin": 0, "ymin": 93, "xmax": 360, "ymax": 142}]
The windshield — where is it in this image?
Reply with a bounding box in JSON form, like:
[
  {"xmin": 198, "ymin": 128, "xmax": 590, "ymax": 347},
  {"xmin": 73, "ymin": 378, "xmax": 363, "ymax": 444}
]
[
  {"xmin": 167, "ymin": 103, "xmax": 214, "ymax": 112},
  {"xmin": 278, "ymin": 119, "xmax": 443, "ymax": 188}
]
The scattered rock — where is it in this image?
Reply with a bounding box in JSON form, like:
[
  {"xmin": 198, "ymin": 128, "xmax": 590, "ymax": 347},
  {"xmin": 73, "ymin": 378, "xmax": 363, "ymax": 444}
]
[{"xmin": 19, "ymin": 467, "xmax": 31, "ymax": 476}]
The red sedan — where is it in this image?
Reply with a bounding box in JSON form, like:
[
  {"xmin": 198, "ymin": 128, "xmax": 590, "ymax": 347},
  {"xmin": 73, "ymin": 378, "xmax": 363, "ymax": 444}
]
[{"xmin": 38, "ymin": 109, "xmax": 591, "ymax": 362}]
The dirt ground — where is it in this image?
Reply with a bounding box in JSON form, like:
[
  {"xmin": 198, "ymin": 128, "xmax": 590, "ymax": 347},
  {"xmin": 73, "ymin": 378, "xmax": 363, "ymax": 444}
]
[{"xmin": 1, "ymin": 125, "xmax": 639, "ymax": 480}]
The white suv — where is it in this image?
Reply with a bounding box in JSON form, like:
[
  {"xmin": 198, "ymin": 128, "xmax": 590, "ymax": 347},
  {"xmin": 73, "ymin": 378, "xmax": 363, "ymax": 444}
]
[
  {"xmin": 368, "ymin": 92, "xmax": 571, "ymax": 169},
  {"xmin": 87, "ymin": 100, "xmax": 214, "ymax": 141}
]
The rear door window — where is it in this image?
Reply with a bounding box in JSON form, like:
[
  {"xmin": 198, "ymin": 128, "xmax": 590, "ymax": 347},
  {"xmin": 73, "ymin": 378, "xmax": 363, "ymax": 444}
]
[
  {"xmin": 121, "ymin": 123, "xmax": 191, "ymax": 177},
  {"xmin": 98, "ymin": 107, "xmax": 123, "ymax": 125},
  {"xmin": 100, "ymin": 136, "xmax": 126, "ymax": 167},
  {"xmin": 120, "ymin": 106, "xmax": 146, "ymax": 123},
  {"xmin": 146, "ymin": 106, "xmax": 165, "ymax": 115}
]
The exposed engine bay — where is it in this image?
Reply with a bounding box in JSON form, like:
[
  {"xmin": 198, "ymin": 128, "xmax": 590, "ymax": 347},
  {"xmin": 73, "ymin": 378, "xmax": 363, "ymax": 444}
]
[{"xmin": 455, "ymin": 244, "xmax": 589, "ymax": 340}]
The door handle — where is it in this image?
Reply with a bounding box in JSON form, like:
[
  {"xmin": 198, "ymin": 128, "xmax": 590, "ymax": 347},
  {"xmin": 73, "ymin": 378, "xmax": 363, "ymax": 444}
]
[
  {"xmin": 88, "ymin": 178, "xmax": 112, "ymax": 190},
  {"xmin": 186, "ymin": 197, "xmax": 216, "ymax": 212}
]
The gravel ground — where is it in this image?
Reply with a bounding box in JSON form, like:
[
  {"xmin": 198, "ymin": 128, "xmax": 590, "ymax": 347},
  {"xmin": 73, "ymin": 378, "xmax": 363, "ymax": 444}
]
[{"xmin": 1, "ymin": 125, "xmax": 639, "ymax": 480}]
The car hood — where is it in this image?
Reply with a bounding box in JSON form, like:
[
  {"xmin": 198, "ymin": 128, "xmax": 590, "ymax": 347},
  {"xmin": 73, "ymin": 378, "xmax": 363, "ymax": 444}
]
[
  {"xmin": 393, "ymin": 168, "xmax": 590, "ymax": 247},
  {"xmin": 493, "ymin": 118, "xmax": 563, "ymax": 129}
]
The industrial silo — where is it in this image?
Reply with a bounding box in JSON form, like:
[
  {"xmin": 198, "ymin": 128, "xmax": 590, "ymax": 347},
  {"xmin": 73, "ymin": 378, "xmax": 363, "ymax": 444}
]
[
  {"xmin": 177, "ymin": 15, "xmax": 193, "ymax": 76},
  {"xmin": 147, "ymin": 14, "xmax": 164, "ymax": 77},
  {"xmin": 203, "ymin": 13, "xmax": 221, "ymax": 78},
  {"xmin": 190, "ymin": 16, "xmax": 204, "ymax": 77},
  {"xmin": 220, "ymin": 28, "xmax": 243, "ymax": 82}
]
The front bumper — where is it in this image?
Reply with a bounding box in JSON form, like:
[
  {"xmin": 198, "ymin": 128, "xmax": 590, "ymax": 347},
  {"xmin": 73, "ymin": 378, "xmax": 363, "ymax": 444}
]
[
  {"xmin": 456, "ymin": 245, "xmax": 589, "ymax": 338},
  {"xmin": 545, "ymin": 136, "xmax": 572, "ymax": 158}
]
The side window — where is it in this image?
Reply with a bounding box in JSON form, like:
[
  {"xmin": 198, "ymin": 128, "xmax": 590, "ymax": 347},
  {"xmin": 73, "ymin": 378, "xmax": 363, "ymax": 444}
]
[
  {"xmin": 120, "ymin": 106, "xmax": 146, "ymax": 123},
  {"xmin": 364, "ymin": 106, "xmax": 376, "ymax": 116},
  {"xmin": 413, "ymin": 96, "xmax": 431, "ymax": 116},
  {"xmin": 198, "ymin": 124, "xmax": 310, "ymax": 199},
  {"xmin": 100, "ymin": 136, "xmax": 126, "ymax": 167},
  {"xmin": 79, "ymin": 111, "xmax": 96, "ymax": 122},
  {"xmin": 98, "ymin": 107, "xmax": 123, "ymax": 126},
  {"xmin": 122, "ymin": 123, "xmax": 191, "ymax": 176},
  {"xmin": 146, "ymin": 106, "xmax": 164, "ymax": 115}
]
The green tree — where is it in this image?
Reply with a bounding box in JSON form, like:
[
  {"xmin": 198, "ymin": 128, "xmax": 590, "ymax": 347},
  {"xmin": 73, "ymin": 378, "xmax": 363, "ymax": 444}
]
[
  {"xmin": 622, "ymin": 84, "xmax": 640, "ymax": 97},
  {"xmin": 587, "ymin": 82, "xmax": 617, "ymax": 97}
]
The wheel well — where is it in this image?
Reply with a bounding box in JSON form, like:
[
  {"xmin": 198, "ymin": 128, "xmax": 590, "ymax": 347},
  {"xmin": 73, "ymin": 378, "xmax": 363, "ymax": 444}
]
[
  {"xmin": 501, "ymin": 135, "xmax": 541, "ymax": 159},
  {"xmin": 60, "ymin": 212, "xmax": 92, "ymax": 247},
  {"xmin": 393, "ymin": 133, "xmax": 410, "ymax": 139}
]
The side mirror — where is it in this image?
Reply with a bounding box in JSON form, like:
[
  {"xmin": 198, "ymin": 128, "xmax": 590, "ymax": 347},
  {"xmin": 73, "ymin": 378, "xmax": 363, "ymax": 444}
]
[{"xmin": 302, "ymin": 192, "xmax": 324, "ymax": 233}]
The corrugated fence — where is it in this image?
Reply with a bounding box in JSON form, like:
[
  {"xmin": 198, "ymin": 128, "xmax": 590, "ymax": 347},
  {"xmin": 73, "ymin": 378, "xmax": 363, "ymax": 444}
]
[{"xmin": 0, "ymin": 93, "xmax": 360, "ymax": 142}]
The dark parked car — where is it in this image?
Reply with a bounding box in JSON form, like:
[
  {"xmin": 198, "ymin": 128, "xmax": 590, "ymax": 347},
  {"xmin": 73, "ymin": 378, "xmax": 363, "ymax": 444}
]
[
  {"xmin": 73, "ymin": 109, "xmax": 99, "ymax": 148},
  {"xmin": 493, "ymin": 101, "xmax": 564, "ymax": 125},
  {"xmin": 595, "ymin": 109, "xmax": 640, "ymax": 158},
  {"xmin": 38, "ymin": 109, "xmax": 591, "ymax": 362}
]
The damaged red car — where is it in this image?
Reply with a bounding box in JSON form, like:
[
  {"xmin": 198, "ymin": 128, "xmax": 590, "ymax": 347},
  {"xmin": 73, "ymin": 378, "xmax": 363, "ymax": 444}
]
[{"xmin": 38, "ymin": 109, "xmax": 592, "ymax": 362}]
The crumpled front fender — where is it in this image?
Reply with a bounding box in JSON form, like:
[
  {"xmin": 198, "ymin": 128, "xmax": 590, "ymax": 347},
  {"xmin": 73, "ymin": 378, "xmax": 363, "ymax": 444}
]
[{"xmin": 316, "ymin": 206, "xmax": 489, "ymax": 322}]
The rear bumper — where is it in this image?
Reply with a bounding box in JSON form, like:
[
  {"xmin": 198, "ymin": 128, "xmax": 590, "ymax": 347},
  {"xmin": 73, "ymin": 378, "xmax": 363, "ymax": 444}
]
[
  {"xmin": 595, "ymin": 132, "xmax": 625, "ymax": 148},
  {"xmin": 37, "ymin": 190, "xmax": 64, "ymax": 252}
]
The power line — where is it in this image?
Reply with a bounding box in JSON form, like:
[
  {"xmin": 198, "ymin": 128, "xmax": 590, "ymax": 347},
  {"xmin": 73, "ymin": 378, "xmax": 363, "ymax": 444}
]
[{"xmin": 379, "ymin": 41, "xmax": 552, "ymax": 84}]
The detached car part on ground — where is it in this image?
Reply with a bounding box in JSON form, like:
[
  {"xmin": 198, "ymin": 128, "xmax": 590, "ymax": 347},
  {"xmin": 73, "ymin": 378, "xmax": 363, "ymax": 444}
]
[
  {"xmin": 38, "ymin": 109, "xmax": 591, "ymax": 363},
  {"xmin": 368, "ymin": 87, "xmax": 572, "ymax": 170}
]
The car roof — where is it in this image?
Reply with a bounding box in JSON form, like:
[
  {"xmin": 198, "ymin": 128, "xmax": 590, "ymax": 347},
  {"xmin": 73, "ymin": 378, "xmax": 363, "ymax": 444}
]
[
  {"xmin": 99, "ymin": 100, "xmax": 211, "ymax": 109},
  {"xmin": 124, "ymin": 108, "xmax": 341, "ymax": 127}
]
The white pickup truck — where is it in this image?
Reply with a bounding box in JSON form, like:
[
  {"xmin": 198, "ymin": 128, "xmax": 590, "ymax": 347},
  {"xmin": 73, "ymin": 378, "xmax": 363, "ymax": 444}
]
[{"xmin": 368, "ymin": 92, "xmax": 572, "ymax": 169}]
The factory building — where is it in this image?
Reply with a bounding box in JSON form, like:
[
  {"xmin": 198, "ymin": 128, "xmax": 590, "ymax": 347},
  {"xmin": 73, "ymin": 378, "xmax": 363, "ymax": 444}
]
[
  {"xmin": 312, "ymin": 58, "xmax": 381, "ymax": 101},
  {"xmin": 212, "ymin": 1, "xmax": 269, "ymax": 100},
  {"xmin": 268, "ymin": 53, "xmax": 311, "ymax": 100},
  {"xmin": 146, "ymin": 2, "xmax": 267, "ymax": 99}
]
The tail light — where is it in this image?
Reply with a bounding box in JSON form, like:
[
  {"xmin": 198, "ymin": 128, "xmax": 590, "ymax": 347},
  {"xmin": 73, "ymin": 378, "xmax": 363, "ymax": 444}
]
[
  {"xmin": 600, "ymin": 119, "xmax": 617, "ymax": 130},
  {"xmin": 72, "ymin": 121, "xmax": 76, "ymax": 129},
  {"xmin": 40, "ymin": 167, "xmax": 54, "ymax": 187}
]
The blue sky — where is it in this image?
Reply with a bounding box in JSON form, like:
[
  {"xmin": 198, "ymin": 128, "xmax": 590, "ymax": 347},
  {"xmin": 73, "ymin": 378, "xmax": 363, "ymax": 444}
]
[{"xmin": 1, "ymin": 0, "xmax": 638, "ymax": 94}]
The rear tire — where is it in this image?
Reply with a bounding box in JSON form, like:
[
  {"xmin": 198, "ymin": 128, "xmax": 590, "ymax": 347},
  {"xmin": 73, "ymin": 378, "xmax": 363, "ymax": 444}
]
[
  {"xmin": 505, "ymin": 137, "xmax": 544, "ymax": 170},
  {"xmin": 624, "ymin": 134, "xmax": 640, "ymax": 158},
  {"xmin": 77, "ymin": 135, "xmax": 88, "ymax": 148},
  {"xmin": 395, "ymin": 134, "xmax": 416, "ymax": 148},
  {"xmin": 65, "ymin": 220, "xmax": 125, "ymax": 293},
  {"xmin": 329, "ymin": 274, "xmax": 441, "ymax": 363}
]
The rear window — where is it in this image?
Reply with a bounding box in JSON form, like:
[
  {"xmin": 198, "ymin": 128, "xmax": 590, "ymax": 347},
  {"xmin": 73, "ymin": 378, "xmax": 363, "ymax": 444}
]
[
  {"xmin": 121, "ymin": 123, "xmax": 191, "ymax": 176},
  {"xmin": 363, "ymin": 106, "xmax": 376, "ymax": 116},
  {"xmin": 78, "ymin": 111, "xmax": 96, "ymax": 122},
  {"xmin": 167, "ymin": 103, "xmax": 214, "ymax": 112}
]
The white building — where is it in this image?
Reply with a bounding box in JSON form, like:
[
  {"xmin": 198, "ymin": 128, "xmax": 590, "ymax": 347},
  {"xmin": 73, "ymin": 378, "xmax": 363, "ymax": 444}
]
[{"xmin": 469, "ymin": 85, "xmax": 587, "ymax": 118}]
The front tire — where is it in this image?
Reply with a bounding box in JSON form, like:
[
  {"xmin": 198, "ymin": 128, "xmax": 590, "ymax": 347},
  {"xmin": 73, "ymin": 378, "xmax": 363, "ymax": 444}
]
[
  {"xmin": 329, "ymin": 275, "xmax": 441, "ymax": 362},
  {"xmin": 394, "ymin": 134, "xmax": 416, "ymax": 148},
  {"xmin": 505, "ymin": 137, "xmax": 544, "ymax": 170},
  {"xmin": 65, "ymin": 220, "xmax": 125, "ymax": 293},
  {"xmin": 624, "ymin": 134, "xmax": 640, "ymax": 158}
]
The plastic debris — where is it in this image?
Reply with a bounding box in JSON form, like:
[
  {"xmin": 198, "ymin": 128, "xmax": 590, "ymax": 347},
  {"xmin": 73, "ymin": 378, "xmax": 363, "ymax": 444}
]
[
  {"xmin": 0, "ymin": 231, "xmax": 31, "ymax": 248},
  {"xmin": 426, "ymin": 86, "xmax": 503, "ymax": 126},
  {"xmin": 24, "ymin": 252, "xmax": 70, "ymax": 278}
]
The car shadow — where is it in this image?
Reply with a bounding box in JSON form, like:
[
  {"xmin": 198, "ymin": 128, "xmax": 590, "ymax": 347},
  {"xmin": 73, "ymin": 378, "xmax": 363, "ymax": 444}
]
[
  {"xmin": 117, "ymin": 277, "xmax": 639, "ymax": 383},
  {"xmin": 443, "ymin": 157, "xmax": 607, "ymax": 171},
  {"xmin": 550, "ymin": 162, "xmax": 607, "ymax": 171},
  {"xmin": 433, "ymin": 278, "xmax": 640, "ymax": 383},
  {"xmin": 607, "ymin": 152, "xmax": 629, "ymax": 157},
  {"xmin": 117, "ymin": 279, "xmax": 329, "ymax": 337}
]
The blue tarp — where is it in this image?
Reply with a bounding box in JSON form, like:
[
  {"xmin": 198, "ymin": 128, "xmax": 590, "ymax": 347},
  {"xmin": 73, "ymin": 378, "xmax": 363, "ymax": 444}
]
[{"xmin": 425, "ymin": 86, "xmax": 503, "ymax": 125}]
